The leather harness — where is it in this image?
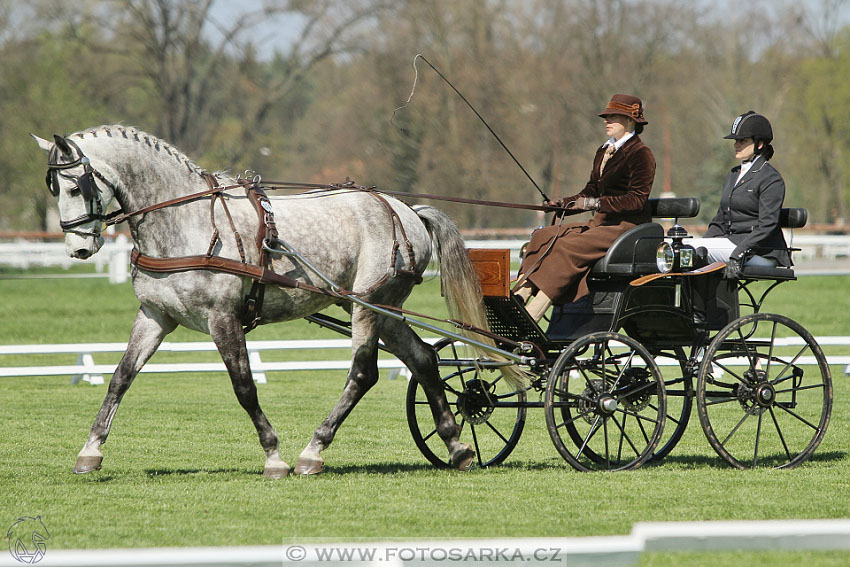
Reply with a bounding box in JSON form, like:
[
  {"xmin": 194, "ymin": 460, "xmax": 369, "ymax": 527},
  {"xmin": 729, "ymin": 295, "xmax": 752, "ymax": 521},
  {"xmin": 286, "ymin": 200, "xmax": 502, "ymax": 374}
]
[{"xmin": 128, "ymin": 175, "xmax": 421, "ymax": 332}]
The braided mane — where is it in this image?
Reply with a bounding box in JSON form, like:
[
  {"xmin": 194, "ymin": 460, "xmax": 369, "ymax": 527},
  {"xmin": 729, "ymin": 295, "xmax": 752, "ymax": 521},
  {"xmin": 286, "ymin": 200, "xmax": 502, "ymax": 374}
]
[{"xmin": 69, "ymin": 125, "xmax": 205, "ymax": 176}]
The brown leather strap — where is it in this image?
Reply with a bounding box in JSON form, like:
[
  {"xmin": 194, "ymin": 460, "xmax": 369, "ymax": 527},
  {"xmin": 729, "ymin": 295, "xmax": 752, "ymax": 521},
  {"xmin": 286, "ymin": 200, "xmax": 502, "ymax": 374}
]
[
  {"xmin": 107, "ymin": 173, "xmax": 236, "ymax": 226},
  {"xmin": 130, "ymin": 248, "xmax": 336, "ymax": 297}
]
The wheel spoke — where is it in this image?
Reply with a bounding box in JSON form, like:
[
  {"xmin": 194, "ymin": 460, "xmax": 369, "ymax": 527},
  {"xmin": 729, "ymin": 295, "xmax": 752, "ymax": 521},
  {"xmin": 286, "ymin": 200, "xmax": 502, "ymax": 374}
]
[
  {"xmin": 603, "ymin": 417, "xmax": 611, "ymax": 468},
  {"xmin": 608, "ymin": 347, "xmax": 636, "ymax": 391},
  {"xmin": 555, "ymin": 407, "xmax": 595, "ymax": 430},
  {"xmin": 617, "ymin": 413, "xmax": 627, "ymax": 462},
  {"xmin": 470, "ymin": 423, "xmax": 483, "ymax": 467},
  {"xmin": 753, "ymin": 410, "xmax": 763, "ymax": 467},
  {"xmin": 720, "ymin": 404, "xmax": 758, "ymax": 448},
  {"xmin": 650, "ymin": 401, "xmax": 681, "ymax": 426},
  {"xmin": 765, "ymin": 320, "xmax": 778, "ymax": 378},
  {"xmin": 616, "ymin": 407, "xmax": 663, "ymax": 425},
  {"xmin": 769, "ymin": 407, "xmax": 793, "ymax": 462},
  {"xmin": 735, "ymin": 325, "xmax": 760, "ymax": 369},
  {"xmin": 702, "ymin": 394, "xmax": 740, "ymax": 407},
  {"xmin": 610, "ymin": 413, "xmax": 641, "ymax": 457},
  {"xmin": 773, "ymin": 402, "xmax": 821, "ymax": 431},
  {"xmin": 422, "ymin": 426, "xmax": 439, "ymax": 443},
  {"xmin": 708, "ymin": 359, "xmax": 749, "ymax": 386},
  {"xmin": 769, "ymin": 345, "xmax": 810, "ymax": 387},
  {"xmin": 484, "ymin": 419, "xmax": 511, "ymax": 445},
  {"xmin": 775, "ymin": 382, "xmax": 824, "ymax": 395},
  {"xmin": 576, "ymin": 416, "xmax": 603, "ymax": 460}
]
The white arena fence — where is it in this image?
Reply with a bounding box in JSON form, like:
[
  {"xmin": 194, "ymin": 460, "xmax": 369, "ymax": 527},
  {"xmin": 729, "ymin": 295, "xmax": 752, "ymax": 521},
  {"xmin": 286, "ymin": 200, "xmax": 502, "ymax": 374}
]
[
  {"xmin": 3, "ymin": 233, "xmax": 850, "ymax": 283},
  {"xmin": 0, "ymin": 519, "xmax": 846, "ymax": 566},
  {"xmin": 1, "ymin": 336, "xmax": 848, "ymax": 385}
]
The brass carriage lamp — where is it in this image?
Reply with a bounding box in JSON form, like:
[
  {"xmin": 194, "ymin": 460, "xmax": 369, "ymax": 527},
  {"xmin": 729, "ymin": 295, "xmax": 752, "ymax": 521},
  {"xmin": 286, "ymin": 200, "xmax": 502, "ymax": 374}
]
[{"xmin": 655, "ymin": 224, "xmax": 695, "ymax": 273}]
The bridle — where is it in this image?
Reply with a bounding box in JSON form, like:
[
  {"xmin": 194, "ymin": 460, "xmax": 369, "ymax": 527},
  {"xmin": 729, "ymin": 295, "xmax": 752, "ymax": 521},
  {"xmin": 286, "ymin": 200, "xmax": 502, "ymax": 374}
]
[{"xmin": 46, "ymin": 136, "xmax": 117, "ymax": 238}]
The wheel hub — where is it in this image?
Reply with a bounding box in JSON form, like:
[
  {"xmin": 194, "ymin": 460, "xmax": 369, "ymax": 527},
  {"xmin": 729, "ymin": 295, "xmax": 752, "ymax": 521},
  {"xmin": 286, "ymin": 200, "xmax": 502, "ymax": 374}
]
[
  {"xmin": 755, "ymin": 383, "xmax": 776, "ymax": 407},
  {"xmin": 456, "ymin": 379, "xmax": 495, "ymax": 425},
  {"xmin": 599, "ymin": 395, "xmax": 619, "ymax": 415},
  {"xmin": 735, "ymin": 368, "xmax": 774, "ymax": 414}
]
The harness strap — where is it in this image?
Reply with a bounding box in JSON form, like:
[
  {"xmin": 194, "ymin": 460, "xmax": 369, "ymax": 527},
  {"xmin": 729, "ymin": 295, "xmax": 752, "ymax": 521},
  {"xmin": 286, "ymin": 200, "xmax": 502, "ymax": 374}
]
[
  {"xmin": 241, "ymin": 184, "xmax": 279, "ymax": 331},
  {"xmin": 364, "ymin": 189, "xmax": 421, "ymax": 288},
  {"xmin": 130, "ymin": 248, "xmax": 334, "ymax": 297}
]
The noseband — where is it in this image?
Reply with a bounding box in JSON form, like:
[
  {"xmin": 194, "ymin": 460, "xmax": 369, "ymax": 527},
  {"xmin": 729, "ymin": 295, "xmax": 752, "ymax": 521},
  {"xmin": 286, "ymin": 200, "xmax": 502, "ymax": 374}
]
[{"xmin": 46, "ymin": 137, "xmax": 116, "ymax": 237}]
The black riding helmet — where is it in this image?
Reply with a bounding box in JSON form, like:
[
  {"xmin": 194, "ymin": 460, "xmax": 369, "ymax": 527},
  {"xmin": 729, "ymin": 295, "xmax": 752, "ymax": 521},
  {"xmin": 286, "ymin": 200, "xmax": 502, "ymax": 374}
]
[{"xmin": 724, "ymin": 111, "xmax": 774, "ymax": 159}]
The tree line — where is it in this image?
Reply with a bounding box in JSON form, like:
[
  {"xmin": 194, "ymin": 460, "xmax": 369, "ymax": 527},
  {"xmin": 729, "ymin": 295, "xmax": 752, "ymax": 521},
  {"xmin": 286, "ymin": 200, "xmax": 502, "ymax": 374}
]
[{"xmin": 1, "ymin": 0, "xmax": 848, "ymax": 233}]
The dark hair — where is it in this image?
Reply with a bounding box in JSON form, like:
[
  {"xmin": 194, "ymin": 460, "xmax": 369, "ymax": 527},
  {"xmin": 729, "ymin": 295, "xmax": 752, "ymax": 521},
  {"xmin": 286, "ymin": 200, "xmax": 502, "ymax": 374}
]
[
  {"xmin": 755, "ymin": 140, "xmax": 774, "ymax": 160},
  {"xmin": 634, "ymin": 123, "xmax": 644, "ymax": 135}
]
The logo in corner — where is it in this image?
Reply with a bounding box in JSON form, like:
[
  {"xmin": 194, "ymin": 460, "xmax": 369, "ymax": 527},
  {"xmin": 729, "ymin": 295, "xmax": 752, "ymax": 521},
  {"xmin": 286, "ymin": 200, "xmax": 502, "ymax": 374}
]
[{"xmin": 6, "ymin": 516, "xmax": 49, "ymax": 564}]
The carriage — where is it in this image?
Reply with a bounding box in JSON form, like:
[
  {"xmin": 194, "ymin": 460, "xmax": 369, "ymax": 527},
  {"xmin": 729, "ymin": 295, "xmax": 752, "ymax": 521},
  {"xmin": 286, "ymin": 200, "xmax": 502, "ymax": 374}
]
[
  {"xmin": 36, "ymin": 127, "xmax": 832, "ymax": 477},
  {"xmin": 403, "ymin": 197, "xmax": 833, "ymax": 471}
]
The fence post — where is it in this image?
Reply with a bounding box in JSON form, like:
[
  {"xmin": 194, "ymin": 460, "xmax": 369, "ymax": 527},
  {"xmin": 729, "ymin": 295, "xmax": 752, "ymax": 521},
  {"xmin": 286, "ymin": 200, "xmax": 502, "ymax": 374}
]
[
  {"xmin": 70, "ymin": 353, "xmax": 105, "ymax": 385},
  {"xmin": 109, "ymin": 234, "xmax": 129, "ymax": 284}
]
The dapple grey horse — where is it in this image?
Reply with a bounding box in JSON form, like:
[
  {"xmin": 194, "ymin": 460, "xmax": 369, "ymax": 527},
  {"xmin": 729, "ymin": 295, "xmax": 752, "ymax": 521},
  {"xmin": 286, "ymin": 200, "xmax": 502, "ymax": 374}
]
[{"xmin": 33, "ymin": 125, "xmax": 520, "ymax": 477}]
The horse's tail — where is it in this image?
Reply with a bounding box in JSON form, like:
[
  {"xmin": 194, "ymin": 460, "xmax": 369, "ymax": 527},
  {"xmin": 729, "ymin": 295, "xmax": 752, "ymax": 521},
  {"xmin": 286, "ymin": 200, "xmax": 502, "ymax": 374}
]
[{"xmin": 414, "ymin": 205, "xmax": 528, "ymax": 389}]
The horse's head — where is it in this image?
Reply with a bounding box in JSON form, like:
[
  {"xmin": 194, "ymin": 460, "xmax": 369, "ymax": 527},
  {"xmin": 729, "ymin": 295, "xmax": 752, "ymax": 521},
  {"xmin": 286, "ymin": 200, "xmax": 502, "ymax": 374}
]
[{"xmin": 32, "ymin": 133, "xmax": 118, "ymax": 259}]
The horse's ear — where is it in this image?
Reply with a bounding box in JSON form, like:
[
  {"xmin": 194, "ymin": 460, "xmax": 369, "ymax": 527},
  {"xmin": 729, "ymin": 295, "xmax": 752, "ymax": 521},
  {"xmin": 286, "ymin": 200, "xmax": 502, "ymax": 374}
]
[
  {"xmin": 53, "ymin": 134, "xmax": 73, "ymax": 156},
  {"xmin": 31, "ymin": 134, "xmax": 53, "ymax": 153}
]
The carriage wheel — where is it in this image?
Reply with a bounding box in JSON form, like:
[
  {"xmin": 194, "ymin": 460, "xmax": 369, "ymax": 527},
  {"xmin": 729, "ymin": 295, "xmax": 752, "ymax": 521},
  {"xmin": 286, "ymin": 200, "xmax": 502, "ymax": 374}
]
[
  {"xmin": 696, "ymin": 313, "xmax": 832, "ymax": 469},
  {"xmin": 544, "ymin": 332, "xmax": 666, "ymax": 471},
  {"xmin": 406, "ymin": 339, "xmax": 527, "ymax": 468},
  {"xmin": 648, "ymin": 350, "xmax": 693, "ymax": 464}
]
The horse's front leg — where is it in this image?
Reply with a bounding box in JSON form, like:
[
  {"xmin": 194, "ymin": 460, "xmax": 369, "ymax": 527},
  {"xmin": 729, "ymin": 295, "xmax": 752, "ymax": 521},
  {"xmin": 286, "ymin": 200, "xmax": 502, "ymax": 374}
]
[
  {"xmin": 295, "ymin": 306, "xmax": 382, "ymax": 475},
  {"xmin": 208, "ymin": 313, "xmax": 289, "ymax": 478},
  {"xmin": 74, "ymin": 306, "xmax": 176, "ymax": 473}
]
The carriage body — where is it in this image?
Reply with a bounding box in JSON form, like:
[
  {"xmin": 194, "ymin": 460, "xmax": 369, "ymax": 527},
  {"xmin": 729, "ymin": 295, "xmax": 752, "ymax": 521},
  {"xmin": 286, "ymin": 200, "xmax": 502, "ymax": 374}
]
[{"xmin": 407, "ymin": 198, "xmax": 833, "ymax": 471}]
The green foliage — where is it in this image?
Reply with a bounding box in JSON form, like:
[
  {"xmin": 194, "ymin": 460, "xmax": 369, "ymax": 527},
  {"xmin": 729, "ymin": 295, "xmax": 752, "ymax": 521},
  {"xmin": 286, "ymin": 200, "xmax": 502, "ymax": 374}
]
[{"xmin": 4, "ymin": 1, "xmax": 850, "ymax": 231}]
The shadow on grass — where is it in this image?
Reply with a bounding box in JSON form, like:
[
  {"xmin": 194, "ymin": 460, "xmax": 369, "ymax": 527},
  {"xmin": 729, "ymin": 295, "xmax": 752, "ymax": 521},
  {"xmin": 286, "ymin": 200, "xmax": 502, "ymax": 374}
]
[
  {"xmin": 319, "ymin": 462, "xmax": 437, "ymax": 475},
  {"xmin": 144, "ymin": 467, "xmax": 255, "ymax": 477},
  {"xmin": 650, "ymin": 449, "xmax": 847, "ymax": 469},
  {"xmin": 136, "ymin": 451, "xmax": 844, "ymax": 478}
]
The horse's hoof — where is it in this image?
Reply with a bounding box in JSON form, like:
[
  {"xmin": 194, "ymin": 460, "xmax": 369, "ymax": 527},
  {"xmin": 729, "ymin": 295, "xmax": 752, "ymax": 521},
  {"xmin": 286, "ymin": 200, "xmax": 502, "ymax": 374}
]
[
  {"xmin": 73, "ymin": 455, "xmax": 103, "ymax": 474},
  {"xmin": 263, "ymin": 464, "xmax": 291, "ymax": 479},
  {"xmin": 451, "ymin": 446, "xmax": 475, "ymax": 471},
  {"xmin": 295, "ymin": 455, "xmax": 324, "ymax": 475}
]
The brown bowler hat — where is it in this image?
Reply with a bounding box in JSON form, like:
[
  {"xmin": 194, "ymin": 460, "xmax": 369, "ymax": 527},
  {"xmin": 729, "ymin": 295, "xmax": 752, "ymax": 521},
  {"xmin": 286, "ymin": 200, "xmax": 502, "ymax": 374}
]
[{"xmin": 598, "ymin": 94, "xmax": 648, "ymax": 125}]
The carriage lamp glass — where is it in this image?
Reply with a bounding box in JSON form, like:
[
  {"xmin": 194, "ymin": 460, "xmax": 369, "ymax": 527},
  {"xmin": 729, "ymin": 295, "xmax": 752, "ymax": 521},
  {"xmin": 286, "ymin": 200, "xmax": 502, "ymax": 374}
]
[
  {"xmin": 656, "ymin": 224, "xmax": 695, "ymax": 273},
  {"xmin": 656, "ymin": 241, "xmax": 675, "ymax": 273}
]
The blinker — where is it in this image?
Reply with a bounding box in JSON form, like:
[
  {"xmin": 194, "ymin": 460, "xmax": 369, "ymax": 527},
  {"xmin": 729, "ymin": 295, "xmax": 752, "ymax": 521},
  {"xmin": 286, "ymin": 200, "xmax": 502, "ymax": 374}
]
[{"xmin": 77, "ymin": 171, "xmax": 95, "ymax": 201}]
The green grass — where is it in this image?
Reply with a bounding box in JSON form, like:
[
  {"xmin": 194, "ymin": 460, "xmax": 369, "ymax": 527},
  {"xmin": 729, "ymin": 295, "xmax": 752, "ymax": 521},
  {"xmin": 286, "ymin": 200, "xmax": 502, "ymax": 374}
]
[{"xmin": 1, "ymin": 274, "xmax": 848, "ymax": 564}]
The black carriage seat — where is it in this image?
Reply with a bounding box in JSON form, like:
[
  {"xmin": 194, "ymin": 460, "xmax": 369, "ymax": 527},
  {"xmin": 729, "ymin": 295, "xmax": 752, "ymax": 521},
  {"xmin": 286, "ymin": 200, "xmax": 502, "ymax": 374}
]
[
  {"xmin": 738, "ymin": 207, "xmax": 807, "ymax": 280},
  {"xmin": 589, "ymin": 197, "xmax": 701, "ymax": 277}
]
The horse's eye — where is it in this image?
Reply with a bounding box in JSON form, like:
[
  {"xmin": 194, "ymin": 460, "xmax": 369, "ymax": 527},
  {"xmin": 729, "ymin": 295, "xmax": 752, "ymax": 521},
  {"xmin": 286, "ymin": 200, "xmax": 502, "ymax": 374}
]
[{"xmin": 69, "ymin": 187, "xmax": 82, "ymax": 197}]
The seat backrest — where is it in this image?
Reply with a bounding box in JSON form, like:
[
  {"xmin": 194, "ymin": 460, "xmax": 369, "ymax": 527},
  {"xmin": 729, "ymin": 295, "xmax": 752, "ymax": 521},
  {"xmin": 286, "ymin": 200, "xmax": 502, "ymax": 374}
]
[
  {"xmin": 649, "ymin": 197, "xmax": 700, "ymax": 219},
  {"xmin": 780, "ymin": 208, "xmax": 807, "ymax": 229},
  {"xmin": 591, "ymin": 223, "xmax": 664, "ymax": 275}
]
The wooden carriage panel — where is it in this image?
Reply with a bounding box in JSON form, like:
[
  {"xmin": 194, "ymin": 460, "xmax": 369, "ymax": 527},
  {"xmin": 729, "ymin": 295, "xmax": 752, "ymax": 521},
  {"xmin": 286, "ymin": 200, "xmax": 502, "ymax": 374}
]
[{"xmin": 468, "ymin": 248, "xmax": 511, "ymax": 298}]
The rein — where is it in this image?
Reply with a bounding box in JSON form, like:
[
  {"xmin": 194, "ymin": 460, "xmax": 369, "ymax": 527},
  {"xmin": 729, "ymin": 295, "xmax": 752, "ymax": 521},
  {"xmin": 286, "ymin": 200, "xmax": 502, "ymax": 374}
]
[{"xmin": 256, "ymin": 179, "xmax": 569, "ymax": 213}]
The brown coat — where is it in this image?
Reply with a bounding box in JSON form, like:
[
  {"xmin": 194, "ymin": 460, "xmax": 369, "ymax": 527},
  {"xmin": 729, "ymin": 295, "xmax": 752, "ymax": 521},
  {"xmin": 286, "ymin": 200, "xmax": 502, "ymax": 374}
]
[{"xmin": 520, "ymin": 135, "xmax": 656, "ymax": 303}]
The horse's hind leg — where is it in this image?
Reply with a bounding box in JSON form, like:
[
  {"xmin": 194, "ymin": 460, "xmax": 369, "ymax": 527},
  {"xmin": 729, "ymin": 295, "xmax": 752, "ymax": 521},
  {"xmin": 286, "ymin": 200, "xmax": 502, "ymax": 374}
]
[
  {"xmin": 75, "ymin": 306, "xmax": 176, "ymax": 473},
  {"xmin": 295, "ymin": 305, "xmax": 382, "ymax": 475},
  {"xmin": 379, "ymin": 319, "xmax": 474, "ymax": 470},
  {"xmin": 208, "ymin": 312, "xmax": 289, "ymax": 478}
]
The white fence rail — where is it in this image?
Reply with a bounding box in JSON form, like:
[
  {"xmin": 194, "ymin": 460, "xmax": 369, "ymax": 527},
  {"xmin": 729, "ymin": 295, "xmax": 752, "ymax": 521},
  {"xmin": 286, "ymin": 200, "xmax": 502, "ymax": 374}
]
[
  {"xmin": 1, "ymin": 337, "xmax": 848, "ymax": 385},
  {"xmin": 0, "ymin": 339, "xmax": 443, "ymax": 384},
  {"xmin": 3, "ymin": 234, "xmax": 850, "ymax": 283},
  {"xmin": 0, "ymin": 519, "xmax": 846, "ymax": 567}
]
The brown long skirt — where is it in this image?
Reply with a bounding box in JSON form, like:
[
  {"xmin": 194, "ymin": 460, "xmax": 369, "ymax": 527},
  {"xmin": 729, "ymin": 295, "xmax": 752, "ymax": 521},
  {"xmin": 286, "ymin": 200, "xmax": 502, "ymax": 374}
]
[{"xmin": 518, "ymin": 221, "xmax": 635, "ymax": 304}]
